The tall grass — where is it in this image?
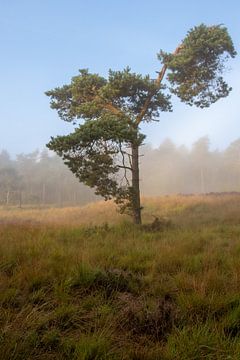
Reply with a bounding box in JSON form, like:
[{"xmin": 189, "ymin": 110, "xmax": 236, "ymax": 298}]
[{"xmin": 1, "ymin": 194, "xmax": 240, "ymax": 359}]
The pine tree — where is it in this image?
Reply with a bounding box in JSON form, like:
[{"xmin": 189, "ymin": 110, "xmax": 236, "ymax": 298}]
[{"xmin": 46, "ymin": 24, "xmax": 236, "ymax": 224}]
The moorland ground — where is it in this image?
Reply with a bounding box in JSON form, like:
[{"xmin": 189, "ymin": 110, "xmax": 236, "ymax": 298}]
[{"xmin": 1, "ymin": 194, "xmax": 240, "ymax": 359}]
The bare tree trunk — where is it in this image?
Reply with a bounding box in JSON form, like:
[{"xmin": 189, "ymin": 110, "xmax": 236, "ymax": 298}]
[
  {"xmin": 57, "ymin": 184, "xmax": 62, "ymax": 207},
  {"xmin": 131, "ymin": 144, "xmax": 142, "ymax": 224},
  {"xmin": 6, "ymin": 190, "xmax": 10, "ymax": 206},
  {"xmin": 73, "ymin": 191, "xmax": 77, "ymax": 205},
  {"xmin": 200, "ymin": 167, "xmax": 205, "ymax": 194},
  {"xmin": 42, "ymin": 182, "xmax": 46, "ymax": 206},
  {"xmin": 19, "ymin": 190, "xmax": 22, "ymax": 208}
]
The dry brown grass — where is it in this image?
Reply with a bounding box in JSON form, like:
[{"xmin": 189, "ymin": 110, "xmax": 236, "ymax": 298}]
[
  {"xmin": 1, "ymin": 193, "xmax": 240, "ymax": 227},
  {"xmin": 0, "ymin": 201, "xmax": 122, "ymax": 226},
  {"xmin": 1, "ymin": 194, "xmax": 240, "ymax": 359}
]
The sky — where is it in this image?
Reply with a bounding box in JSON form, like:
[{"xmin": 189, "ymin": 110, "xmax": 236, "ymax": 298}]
[{"xmin": 0, "ymin": 0, "xmax": 239, "ymax": 155}]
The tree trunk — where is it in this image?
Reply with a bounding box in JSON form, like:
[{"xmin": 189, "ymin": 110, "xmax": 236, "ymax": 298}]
[
  {"xmin": 42, "ymin": 182, "xmax": 46, "ymax": 206},
  {"xmin": 131, "ymin": 144, "xmax": 142, "ymax": 224},
  {"xmin": 19, "ymin": 190, "xmax": 22, "ymax": 208},
  {"xmin": 200, "ymin": 167, "xmax": 205, "ymax": 194},
  {"xmin": 6, "ymin": 190, "xmax": 10, "ymax": 206}
]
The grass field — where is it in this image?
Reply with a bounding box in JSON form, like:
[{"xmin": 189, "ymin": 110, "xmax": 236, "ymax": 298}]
[{"xmin": 1, "ymin": 194, "xmax": 240, "ymax": 359}]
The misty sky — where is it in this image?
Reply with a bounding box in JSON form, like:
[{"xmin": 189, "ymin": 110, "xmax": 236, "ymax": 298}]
[{"xmin": 0, "ymin": 0, "xmax": 239, "ymax": 155}]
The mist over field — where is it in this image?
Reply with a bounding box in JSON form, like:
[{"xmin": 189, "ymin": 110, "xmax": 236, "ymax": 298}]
[
  {"xmin": 1, "ymin": 1, "xmax": 240, "ymax": 358},
  {"xmin": 1, "ymin": 136, "xmax": 240, "ymax": 207}
]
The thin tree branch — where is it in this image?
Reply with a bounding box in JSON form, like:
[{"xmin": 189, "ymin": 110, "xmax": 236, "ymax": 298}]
[
  {"xmin": 86, "ymin": 91, "xmax": 126, "ymax": 117},
  {"xmin": 117, "ymin": 165, "xmax": 133, "ymax": 171},
  {"xmin": 119, "ymin": 143, "xmax": 131, "ymax": 186},
  {"xmin": 127, "ymin": 152, "xmax": 132, "ymax": 168}
]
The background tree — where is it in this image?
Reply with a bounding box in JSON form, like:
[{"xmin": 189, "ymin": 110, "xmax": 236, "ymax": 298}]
[
  {"xmin": 2, "ymin": 136, "xmax": 240, "ymax": 207},
  {"xmin": 0, "ymin": 167, "xmax": 21, "ymax": 205},
  {"xmin": 223, "ymin": 139, "xmax": 240, "ymax": 190},
  {"xmin": 0, "ymin": 150, "xmax": 12, "ymax": 169},
  {"xmin": 46, "ymin": 24, "xmax": 236, "ymax": 224}
]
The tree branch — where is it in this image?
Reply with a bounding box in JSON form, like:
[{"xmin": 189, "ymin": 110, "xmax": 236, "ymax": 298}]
[
  {"xmin": 135, "ymin": 44, "xmax": 183, "ymax": 126},
  {"xmin": 95, "ymin": 93, "xmax": 126, "ymax": 117},
  {"xmin": 103, "ymin": 102, "xmax": 124, "ymax": 116},
  {"xmin": 119, "ymin": 143, "xmax": 131, "ymax": 187},
  {"xmin": 117, "ymin": 165, "xmax": 133, "ymax": 171}
]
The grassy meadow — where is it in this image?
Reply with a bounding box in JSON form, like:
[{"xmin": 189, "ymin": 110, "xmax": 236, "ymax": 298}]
[{"xmin": 1, "ymin": 194, "xmax": 240, "ymax": 359}]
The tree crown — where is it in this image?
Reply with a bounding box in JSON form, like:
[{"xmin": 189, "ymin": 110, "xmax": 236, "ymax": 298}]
[
  {"xmin": 46, "ymin": 24, "xmax": 236, "ymax": 216},
  {"xmin": 46, "ymin": 67, "xmax": 172, "ymax": 125},
  {"xmin": 158, "ymin": 24, "xmax": 236, "ymax": 107}
]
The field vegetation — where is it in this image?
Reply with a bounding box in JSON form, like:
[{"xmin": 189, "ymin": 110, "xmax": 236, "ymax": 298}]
[{"xmin": 1, "ymin": 194, "xmax": 240, "ymax": 359}]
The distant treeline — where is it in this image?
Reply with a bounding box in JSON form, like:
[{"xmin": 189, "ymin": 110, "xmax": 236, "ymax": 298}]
[
  {"xmin": 1, "ymin": 136, "xmax": 240, "ymax": 206},
  {"xmin": 141, "ymin": 137, "xmax": 240, "ymax": 196},
  {"xmin": 0, "ymin": 149, "xmax": 97, "ymax": 206}
]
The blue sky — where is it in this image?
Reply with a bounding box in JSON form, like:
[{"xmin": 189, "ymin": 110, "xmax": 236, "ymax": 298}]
[{"xmin": 0, "ymin": 0, "xmax": 239, "ymax": 155}]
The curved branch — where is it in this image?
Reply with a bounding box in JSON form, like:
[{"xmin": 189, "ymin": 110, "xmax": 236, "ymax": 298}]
[
  {"xmin": 117, "ymin": 165, "xmax": 132, "ymax": 172},
  {"xmin": 135, "ymin": 44, "xmax": 183, "ymax": 126}
]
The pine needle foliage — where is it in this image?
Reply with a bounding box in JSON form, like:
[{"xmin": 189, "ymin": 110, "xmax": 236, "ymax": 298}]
[{"xmin": 46, "ymin": 24, "xmax": 236, "ymax": 223}]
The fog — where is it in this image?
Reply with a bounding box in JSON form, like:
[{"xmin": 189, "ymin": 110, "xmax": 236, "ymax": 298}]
[
  {"xmin": 1, "ymin": 136, "xmax": 240, "ymax": 206},
  {"xmin": 141, "ymin": 137, "xmax": 240, "ymax": 196}
]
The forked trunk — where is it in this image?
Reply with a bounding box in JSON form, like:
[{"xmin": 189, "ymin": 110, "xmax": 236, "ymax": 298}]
[{"xmin": 131, "ymin": 144, "xmax": 142, "ymax": 225}]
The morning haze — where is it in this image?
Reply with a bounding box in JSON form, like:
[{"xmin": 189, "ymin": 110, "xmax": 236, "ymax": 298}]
[
  {"xmin": 1, "ymin": 137, "xmax": 240, "ymax": 207},
  {"xmin": 0, "ymin": 0, "xmax": 239, "ymax": 155},
  {"xmin": 1, "ymin": 2, "xmax": 240, "ymax": 359}
]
